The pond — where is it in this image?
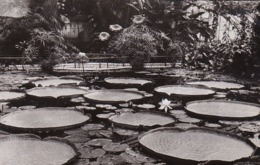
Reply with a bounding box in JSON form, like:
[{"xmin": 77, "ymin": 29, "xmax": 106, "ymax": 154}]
[{"xmin": 0, "ymin": 69, "xmax": 259, "ymax": 165}]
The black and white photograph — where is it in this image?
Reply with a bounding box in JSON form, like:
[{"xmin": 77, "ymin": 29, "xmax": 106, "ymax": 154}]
[{"xmin": 0, "ymin": 0, "xmax": 259, "ymax": 164}]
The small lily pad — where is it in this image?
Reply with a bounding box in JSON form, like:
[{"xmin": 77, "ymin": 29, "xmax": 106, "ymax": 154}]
[
  {"xmin": 85, "ymin": 148, "xmax": 106, "ymax": 159},
  {"xmin": 113, "ymin": 127, "xmax": 139, "ymax": 136},
  {"xmin": 65, "ymin": 135, "xmax": 91, "ymax": 143},
  {"xmin": 103, "ymin": 142, "xmax": 129, "ymax": 153},
  {"xmin": 81, "ymin": 124, "xmax": 105, "ymax": 131},
  {"xmin": 174, "ymin": 123, "xmax": 198, "ymax": 129},
  {"xmin": 204, "ymin": 123, "xmax": 222, "ymax": 128},
  {"xmin": 70, "ymin": 97, "xmax": 86, "ymax": 103},
  {"xmin": 238, "ymin": 123, "xmax": 260, "ymax": 133},
  {"xmin": 86, "ymin": 138, "xmax": 112, "ymax": 147},
  {"xmin": 64, "ymin": 128, "xmax": 89, "ymax": 136},
  {"xmin": 96, "ymin": 113, "xmax": 115, "ymax": 119},
  {"xmin": 136, "ymin": 104, "xmax": 155, "ymax": 110},
  {"xmin": 178, "ymin": 116, "xmax": 202, "ymax": 124}
]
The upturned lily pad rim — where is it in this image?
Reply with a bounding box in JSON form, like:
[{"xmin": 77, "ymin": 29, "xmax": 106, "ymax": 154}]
[
  {"xmin": 83, "ymin": 89, "xmax": 145, "ymax": 104},
  {"xmin": 138, "ymin": 127, "xmax": 256, "ymax": 163},
  {"xmin": 0, "ymin": 108, "xmax": 91, "ymax": 132},
  {"xmin": 0, "ymin": 133, "xmax": 78, "ymax": 165},
  {"xmin": 108, "ymin": 110, "xmax": 176, "ymax": 130},
  {"xmin": 26, "ymin": 86, "xmax": 89, "ymax": 99},
  {"xmin": 186, "ymin": 81, "xmax": 245, "ymax": 90},
  {"xmin": 104, "ymin": 77, "xmax": 153, "ymax": 86},
  {"xmin": 0, "ymin": 91, "xmax": 26, "ymax": 102},
  {"xmin": 185, "ymin": 100, "xmax": 260, "ymax": 120},
  {"xmin": 154, "ymin": 85, "xmax": 216, "ymax": 98}
]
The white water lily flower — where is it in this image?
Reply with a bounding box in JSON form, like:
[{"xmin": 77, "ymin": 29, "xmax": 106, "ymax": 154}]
[
  {"xmin": 159, "ymin": 99, "xmax": 172, "ymax": 113},
  {"xmin": 98, "ymin": 32, "xmax": 110, "ymax": 41},
  {"xmin": 109, "ymin": 24, "xmax": 122, "ymax": 32}
]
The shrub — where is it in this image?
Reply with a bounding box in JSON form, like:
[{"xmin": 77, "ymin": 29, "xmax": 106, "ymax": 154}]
[{"xmin": 109, "ymin": 23, "xmax": 176, "ymax": 70}]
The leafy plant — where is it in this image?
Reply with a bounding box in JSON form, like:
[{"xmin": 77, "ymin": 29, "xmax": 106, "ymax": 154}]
[
  {"xmin": 109, "ymin": 23, "xmax": 176, "ymax": 70},
  {"xmin": 0, "ymin": 0, "xmax": 78, "ymax": 72}
]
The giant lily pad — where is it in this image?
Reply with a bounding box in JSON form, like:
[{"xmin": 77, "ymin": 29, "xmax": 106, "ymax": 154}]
[
  {"xmin": 186, "ymin": 81, "xmax": 244, "ymax": 90},
  {"xmin": 139, "ymin": 127, "xmax": 255, "ymax": 163},
  {"xmin": 185, "ymin": 100, "xmax": 260, "ymax": 120},
  {"xmin": 0, "ymin": 134, "xmax": 77, "ymax": 165},
  {"xmin": 104, "ymin": 77, "xmax": 152, "ymax": 87},
  {"xmin": 108, "ymin": 111, "xmax": 176, "ymax": 129},
  {"xmin": 154, "ymin": 85, "xmax": 215, "ymax": 99},
  {"xmin": 0, "ymin": 108, "xmax": 90, "ymax": 132},
  {"xmin": 0, "ymin": 91, "xmax": 25, "ymax": 102},
  {"xmin": 26, "ymin": 86, "xmax": 89, "ymax": 99},
  {"xmin": 32, "ymin": 78, "xmax": 83, "ymax": 87},
  {"xmin": 84, "ymin": 90, "xmax": 145, "ymax": 103}
]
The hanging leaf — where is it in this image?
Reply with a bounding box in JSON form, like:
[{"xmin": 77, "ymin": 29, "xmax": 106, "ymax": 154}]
[{"xmin": 126, "ymin": 3, "xmax": 140, "ymax": 12}]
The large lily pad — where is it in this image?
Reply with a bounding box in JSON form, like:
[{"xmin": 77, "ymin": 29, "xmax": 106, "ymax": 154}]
[
  {"xmin": 104, "ymin": 77, "xmax": 152, "ymax": 87},
  {"xmin": 0, "ymin": 108, "xmax": 90, "ymax": 132},
  {"xmin": 32, "ymin": 78, "xmax": 83, "ymax": 87},
  {"xmin": 186, "ymin": 100, "xmax": 260, "ymax": 120},
  {"xmin": 186, "ymin": 81, "xmax": 244, "ymax": 90},
  {"xmin": 139, "ymin": 127, "xmax": 255, "ymax": 163},
  {"xmin": 109, "ymin": 111, "xmax": 176, "ymax": 129},
  {"xmin": 0, "ymin": 91, "xmax": 25, "ymax": 102},
  {"xmin": 154, "ymin": 85, "xmax": 215, "ymax": 98},
  {"xmin": 26, "ymin": 86, "xmax": 89, "ymax": 99},
  {"xmin": 84, "ymin": 90, "xmax": 145, "ymax": 103},
  {"xmin": 0, "ymin": 134, "xmax": 77, "ymax": 165}
]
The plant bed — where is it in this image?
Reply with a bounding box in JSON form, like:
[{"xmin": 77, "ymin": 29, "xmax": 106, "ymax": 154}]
[{"xmin": 139, "ymin": 127, "xmax": 256, "ymax": 164}]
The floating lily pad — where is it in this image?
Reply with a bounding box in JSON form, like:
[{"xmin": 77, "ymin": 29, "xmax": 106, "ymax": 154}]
[
  {"xmin": 136, "ymin": 104, "xmax": 156, "ymax": 110},
  {"xmin": 154, "ymin": 85, "xmax": 215, "ymax": 98},
  {"xmin": 104, "ymin": 77, "xmax": 152, "ymax": 87},
  {"xmin": 103, "ymin": 142, "xmax": 129, "ymax": 153},
  {"xmin": 112, "ymin": 127, "xmax": 139, "ymax": 136},
  {"xmin": 84, "ymin": 90, "xmax": 145, "ymax": 104},
  {"xmin": 85, "ymin": 148, "xmax": 106, "ymax": 159},
  {"xmin": 0, "ymin": 108, "xmax": 90, "ymax": 132},
  {"xmin": 65, "ymin": 135, "xmax": 90, "ymax": 143},
  {"xmin": 0, "ymin": 91, "xmax": 25, "ymax": 102},
  {"xmin": 109, "ymin": 111, "xmax": 176, "ymax": 129},
  {"xmin": 186, "ymin": 81, "xmax": 244, "ymax": 90},
  {"xmin": 249, "ymin": 133, "xmax": 260, "ymax": 148},
  {"xmin": 0, "ymin": 134, "xmax": 77, "ymax": 165},
  {"xmin": 86, "ymin": 138, "xmax": 112, "ymax": 147},
  {"xmin": 96, "ymin": 113, "xmax": 115, "ymax": 119},
  {"xmin": 139, "ymin": 127, "xmax": 256, "ymax": 163},
  {"xmin": 26, "ymin": 86, "xmax": 89, "ymax": 99},
  {"xmin": 81, "ymin": 124, "xmax": 105, "ymax": 131},
  {"xmin": 32, "ymin": 78, "xmax": 83, "ymax": 87},
  {"xmin": 186, "ymin": 100, "xmax": 260, "ymax": 120},
  {"xmin": 238, "ymin": 122, "xmax": 260, "ymax": 133}
]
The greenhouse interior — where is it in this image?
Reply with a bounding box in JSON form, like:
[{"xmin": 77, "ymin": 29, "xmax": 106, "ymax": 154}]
[{"xmin": 0, "ymin": 0, "xmax": 260, "ymax": 165}]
